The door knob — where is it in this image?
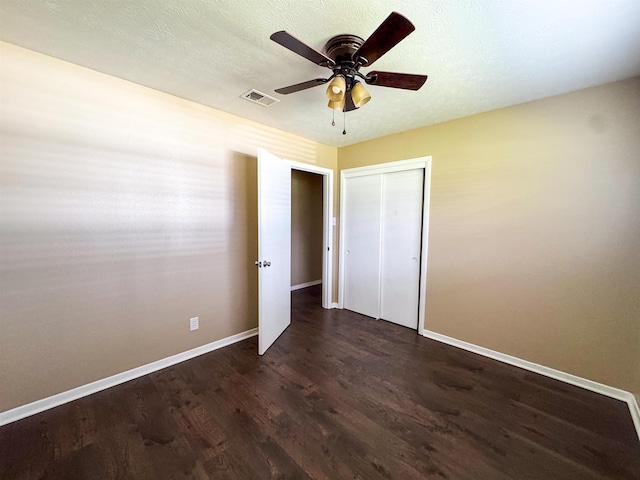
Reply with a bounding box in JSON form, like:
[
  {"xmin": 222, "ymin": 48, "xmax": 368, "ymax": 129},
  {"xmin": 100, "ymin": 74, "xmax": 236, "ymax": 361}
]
[{"xmin": 264, "ymin": 261, "xmax": 272, "ymax": 267}]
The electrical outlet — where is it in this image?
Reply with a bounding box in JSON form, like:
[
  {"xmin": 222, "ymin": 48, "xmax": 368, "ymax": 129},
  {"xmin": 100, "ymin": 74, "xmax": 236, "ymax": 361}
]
[{"xmin": 189, "ymin": 316, "xmax": 199, "ymax": 331}]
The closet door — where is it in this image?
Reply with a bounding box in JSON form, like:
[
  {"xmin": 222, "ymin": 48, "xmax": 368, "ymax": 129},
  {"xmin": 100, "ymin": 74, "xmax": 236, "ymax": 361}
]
[
  {"xmin": 380, "ymin": 169, "xmax": 424, "ymax": 329},
  {"xmin": 343, "ymin": 174, "xmax": 382, "ymax": 318}
]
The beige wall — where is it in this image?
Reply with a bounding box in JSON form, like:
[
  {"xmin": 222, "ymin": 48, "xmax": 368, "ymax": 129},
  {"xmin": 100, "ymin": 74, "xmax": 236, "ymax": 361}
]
[
  {"xmin": 635, "ymin": 356, "xmax": 640, "ymax": 405},
  {"xmin": 2, "ymin": 38, "xmax": 638, "ymax": 414},
  {"xmin": 338, "ymin": 77, "xmax": 640, "ymax": 393},
  {"xmin": 291, "ymin": 170, "xmax": 323, "ymax": 287},
  {"xmin": 0, "ymin": 42, "xmax": 337, "ymax": 412}
]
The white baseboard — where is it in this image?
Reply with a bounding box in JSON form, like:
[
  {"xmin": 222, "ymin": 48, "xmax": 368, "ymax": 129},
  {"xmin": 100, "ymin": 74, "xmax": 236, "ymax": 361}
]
[
  {"xmin": 0, "ymin": 328, "xmax": 258, "ymax": 427},
  {"xmin": 330, "ymin": 302, "xmax": 340, "ymax": 309},
  {"xmin": 291, "ymin": 279, "xmax": 322, "ymax": 291},
  {"xmin": 422, "ymin": 329, "xmax": 640, "ymax": 442}
]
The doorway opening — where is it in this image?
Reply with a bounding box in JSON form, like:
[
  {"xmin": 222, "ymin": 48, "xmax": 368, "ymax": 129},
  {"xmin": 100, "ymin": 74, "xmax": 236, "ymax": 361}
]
[
  {"xmin": 289, "ymin": 161, "xmax": 334, "ymax": 310},
  {"xmin": 291, "ymin": 169, "xmax": 324, "ymax": 306},
  {"xmin": 256, "ymin": 149, "xmax": 334, "ymax": 355}
]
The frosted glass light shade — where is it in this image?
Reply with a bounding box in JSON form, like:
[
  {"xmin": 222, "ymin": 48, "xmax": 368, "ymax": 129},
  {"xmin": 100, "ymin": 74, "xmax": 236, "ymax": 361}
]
[
  {"xmin": 351, "ymin": 82, "xmax": 371, "ymax": 108},
  {"xmin": 325, "ymin": 75, "xmax": 346, "ymax": 102},
  {"xmin": 327, "ymin": 97, "xmax": 345, "ymax": 111}
]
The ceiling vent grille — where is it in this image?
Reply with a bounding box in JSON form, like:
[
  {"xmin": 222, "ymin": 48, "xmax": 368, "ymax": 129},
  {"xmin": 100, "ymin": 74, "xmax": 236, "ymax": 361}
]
[{"xmin": 241, "ymin": 89, "xmax": 279, "ymax": 107}]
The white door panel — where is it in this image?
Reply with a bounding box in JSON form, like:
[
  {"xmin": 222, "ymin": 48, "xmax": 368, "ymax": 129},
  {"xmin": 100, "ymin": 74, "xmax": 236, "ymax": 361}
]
[
  {"xmin": 343, "ymin": 174, "xmax": 382, "ymax": 318},
  {"xmin": 258, "ymin": 148, "xmax": 291, "ymax": 355},
  {"xmin": 380, "ymin": 169, "xmax": 424, "ymax": 328}
]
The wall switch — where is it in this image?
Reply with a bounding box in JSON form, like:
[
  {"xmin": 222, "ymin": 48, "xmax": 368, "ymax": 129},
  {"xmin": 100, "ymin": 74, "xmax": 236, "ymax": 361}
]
[{"xmin": 189, "ymin": 317, "xmax": 199, "ymax": 331}]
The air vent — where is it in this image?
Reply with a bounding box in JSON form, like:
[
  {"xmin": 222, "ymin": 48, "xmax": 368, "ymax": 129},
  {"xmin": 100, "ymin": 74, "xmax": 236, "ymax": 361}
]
[{"xmin": 241, "ymin": 89, "xmax": 279, "ymax": 107}]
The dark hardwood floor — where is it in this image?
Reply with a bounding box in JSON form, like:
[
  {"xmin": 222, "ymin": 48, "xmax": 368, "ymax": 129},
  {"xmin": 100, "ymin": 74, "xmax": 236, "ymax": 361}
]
[{"xmin": 1, "ymin": 285, "xmax": 639, "ymax": 479}]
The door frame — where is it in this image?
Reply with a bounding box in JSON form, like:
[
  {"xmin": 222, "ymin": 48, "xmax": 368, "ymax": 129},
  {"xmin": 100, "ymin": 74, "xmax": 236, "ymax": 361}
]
[
  {"xmin": 338, "ymin": 157, "xmax": 432, "ymax": 331},
  {"xmin": 289, "ymin": 161, "xmax": 334, "ymax": 310}
]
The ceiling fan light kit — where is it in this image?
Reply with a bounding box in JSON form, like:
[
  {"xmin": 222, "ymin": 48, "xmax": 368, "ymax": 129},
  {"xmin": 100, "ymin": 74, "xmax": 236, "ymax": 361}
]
[{"xmin": 270, "ymin": 11, "xmax": 428, "ymax": 133}]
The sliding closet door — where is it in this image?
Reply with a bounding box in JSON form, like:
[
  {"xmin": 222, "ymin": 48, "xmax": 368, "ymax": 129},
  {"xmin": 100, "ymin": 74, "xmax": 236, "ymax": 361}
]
[
  {"xmin": 343, "ymin": 174, "xmax": 382, "ymax": 318},
  {"xmin": 380, "ymin": 169, "xmax": 424, "ymax": 329}
]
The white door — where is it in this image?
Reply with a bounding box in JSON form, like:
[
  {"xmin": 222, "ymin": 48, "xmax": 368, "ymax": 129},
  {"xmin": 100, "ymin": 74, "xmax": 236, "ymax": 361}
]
[
  {"xmin": 257, "ymin": 148, "xmax": 291, "ymax": 355},
  {"xmin": 343, "ymin": 174, "xmax": 382, "ymax": 318},
  {"xmin": 380, "ymin": 169, "xmax": 424, "ymax": 328}
]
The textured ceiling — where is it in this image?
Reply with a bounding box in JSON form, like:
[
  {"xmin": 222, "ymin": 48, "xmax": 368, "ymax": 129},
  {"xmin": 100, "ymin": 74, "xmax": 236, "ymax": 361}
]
[{"xmin": 1, "ymin": 0, "xmax": 640, "ymax": 147}]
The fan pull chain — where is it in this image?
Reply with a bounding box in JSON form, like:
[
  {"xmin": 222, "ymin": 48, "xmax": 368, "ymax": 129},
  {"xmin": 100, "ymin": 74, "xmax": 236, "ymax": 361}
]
[
  {"xmin": 331, "ymin": 108, "xmax": 335, "ymax": 127},
  {"xmin": 343, "ymin": 111, "xmax": 346, "ymax": 135}
]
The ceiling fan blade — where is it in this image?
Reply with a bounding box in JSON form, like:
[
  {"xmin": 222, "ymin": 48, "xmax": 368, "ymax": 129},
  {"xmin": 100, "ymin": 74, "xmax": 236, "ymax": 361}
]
[
  {"xmin": 344, "ymin": 89, "xmax": 358, "ymax": 112},
  {"xmin": 366, "ymin": 71, "xmax": 428, "ymax": 90},
  {"xmin": 270, "ymin": 31, "xmax": 335, "ymax": 67},
  {"xmin": 353, "ymin": 12, "xmax": 415, "ymax": 67},
  {"xmin": 275, "ymin": 78, "xmax": 328, "ymax": 95}
]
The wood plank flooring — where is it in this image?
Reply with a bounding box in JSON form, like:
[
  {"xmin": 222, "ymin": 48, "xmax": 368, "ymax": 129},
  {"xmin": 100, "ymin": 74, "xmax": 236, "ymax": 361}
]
[{"xmin": 1, "ymin": 285, "xmax": 639, "ymax": 479}]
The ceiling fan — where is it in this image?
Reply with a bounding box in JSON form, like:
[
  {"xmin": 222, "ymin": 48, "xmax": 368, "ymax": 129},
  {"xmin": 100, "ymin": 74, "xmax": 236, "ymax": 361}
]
[{"xmin": 270, "ymin": 12, "xmax": 428, "ymax": 114}]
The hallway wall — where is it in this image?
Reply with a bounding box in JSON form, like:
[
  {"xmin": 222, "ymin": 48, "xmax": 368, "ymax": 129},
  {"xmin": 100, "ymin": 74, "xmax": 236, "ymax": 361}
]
[{"xmin": 291, "ymin": 170, "xmax": 323, "ymax": 287}]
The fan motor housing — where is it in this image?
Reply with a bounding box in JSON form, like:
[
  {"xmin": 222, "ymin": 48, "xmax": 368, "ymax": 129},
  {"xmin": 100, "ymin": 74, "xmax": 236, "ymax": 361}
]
[{"xmin": 323, "ymin": 34, "xmax": 364, "ymax": 65}]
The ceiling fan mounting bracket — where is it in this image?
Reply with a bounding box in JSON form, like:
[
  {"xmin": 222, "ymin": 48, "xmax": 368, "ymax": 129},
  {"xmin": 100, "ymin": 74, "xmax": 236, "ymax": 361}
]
[
  {"xmin": 322, "ymin": 34, "xmax": 367, "ymax": 90},
  {"xmin": 323, "ymin": 34, "xmax": 364, "ymax": 65}
]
